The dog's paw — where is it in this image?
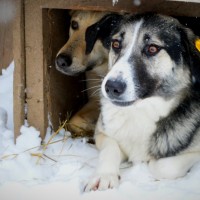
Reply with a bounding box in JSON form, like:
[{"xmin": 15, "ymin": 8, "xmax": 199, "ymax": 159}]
[
  {"xmin": 84, "ymin": 173, "xmax": 120, "ymax": 192},
  {"xmin": 68, "ymin": 115, "xmax": 94, "ymax": 137}
]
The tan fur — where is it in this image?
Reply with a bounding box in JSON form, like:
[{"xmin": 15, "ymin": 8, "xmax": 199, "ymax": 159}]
[{"xmin": 57, "ymin": 11, "xmax": 109, "ymax": 135}]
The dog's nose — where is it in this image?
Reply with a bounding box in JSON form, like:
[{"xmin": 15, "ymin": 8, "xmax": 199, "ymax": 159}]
[
  {"xmin": 55, "ymin": 54, "xmax": 72, "ymax": 68},
  {"xmin": 105, "ymin": 79, "xmax": 126, "ymax": 99}
]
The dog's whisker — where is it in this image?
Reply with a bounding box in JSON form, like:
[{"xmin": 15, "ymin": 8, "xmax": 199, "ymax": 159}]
[
  {"xmin": 89, "ymin": 88, "xmax": 101, "ymax": 97},
  {"xmin": 86, "ymin": 78, "xmax": 101, "ymax": 81},
  {"xmin": 81, "ymin": 85, "xmax": 101, "ymax": 93},
  {"xmin": 87, "ymin": 80, "xmax": 102, "ymax": 84},
  {"xmin": 80, "ymin": 79, "xmax": 102, "ymax": 82},
  {"xmin": 97, "ymin": 75, "xmax": 105, "ymax": 79}
]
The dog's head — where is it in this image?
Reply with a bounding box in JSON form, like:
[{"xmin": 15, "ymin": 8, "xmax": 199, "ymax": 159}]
[
  {"xmin": 55, "ymin": 11, "xmax": 106, "ymax": 75},
  {"xmin": 101, "ymin": 13, "xmax": 200, "ymax": 106},
  {"xmin": 55, "ymin": 11, "xmax": 122, "ymax": 76}
]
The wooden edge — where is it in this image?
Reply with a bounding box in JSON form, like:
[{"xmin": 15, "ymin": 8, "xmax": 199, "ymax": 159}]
[
  {"xmin": 13, "ymin": 0, "xmax": 25, "ymax": 141},
  {"xmin": 0, "ymin": 0, "xmax": 14, "ymax": 73},
  {"xmin": 40, "ymin": 0, "xmax": 200, "ymax": 17},
  {"xmin": 41, "ymin": 0, "xmax": 165, "ymax": 12},
  {"xmin": 25, "ymin": 0, "xmax": 48, "ymax": 139}
]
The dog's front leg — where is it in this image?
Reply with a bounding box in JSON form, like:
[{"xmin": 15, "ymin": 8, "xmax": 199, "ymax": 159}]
[
  {"xmin": 84, "ymin": 133, "xmax": 125, "ymax": 192},
  {"xmin": 68, "ymin": 98, "xmax": 99, "ymax": 136},
  {"xmin": 149, "ymin": 152, "xmax": 200, "ymax": 180}
]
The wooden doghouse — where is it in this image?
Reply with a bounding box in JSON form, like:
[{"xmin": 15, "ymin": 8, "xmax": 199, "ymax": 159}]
[{"xmin": 13, "ymin": 0, "xmax": 200, "ymax": 139}]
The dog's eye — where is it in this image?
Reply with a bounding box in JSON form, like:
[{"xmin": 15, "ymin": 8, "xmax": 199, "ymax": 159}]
[
  {"xmin": 145, "ymin": 44, "xmax": 160, "ymax": 56},
  {"xmin": 71, "ymin": 20, "xmax": 79, "ymax": 30},
  {"xmin": 111, "ymin": 39, "xmax": 121, "ymax": 52}
]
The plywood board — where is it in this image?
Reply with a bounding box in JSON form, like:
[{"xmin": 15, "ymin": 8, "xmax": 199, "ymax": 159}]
[
  {"xmin": 13, "ymin": 0, "xmax": 25, "ymax": 140},
  {"xmin": 0, "ymin": 0, "xmax": 15, "ymax": 72},
  {"xmin": 39, "ymin": 0, "xmax": 200, "ymax": 17}
]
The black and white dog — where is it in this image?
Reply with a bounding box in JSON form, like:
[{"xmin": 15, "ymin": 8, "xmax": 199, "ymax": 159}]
[{"xmin": 84, "ymin": 13, "xmax": 200, "ymax": 191}]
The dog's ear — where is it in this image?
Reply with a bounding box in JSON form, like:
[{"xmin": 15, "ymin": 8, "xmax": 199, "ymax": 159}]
[
  {"xmin": 85, "ymin": 14, "xmax": 123, "ymax": 54},
  {"xmin": 181, "ymin": 27, "xmax": 200, "ymax": 89}
]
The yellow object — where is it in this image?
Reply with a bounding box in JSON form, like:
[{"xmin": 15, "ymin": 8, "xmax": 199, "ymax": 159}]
[{"xmin": 195, "ymin": 39, "xmax": 200, "ymax": 52}]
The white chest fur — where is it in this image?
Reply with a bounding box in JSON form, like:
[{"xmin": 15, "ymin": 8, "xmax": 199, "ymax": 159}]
[{"xmin": 100, "ymin": 96, "xmax": 176, "ymax": 163}]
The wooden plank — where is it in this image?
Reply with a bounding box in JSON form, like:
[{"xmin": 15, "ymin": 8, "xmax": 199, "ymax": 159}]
[
  {"xmin": 25, "ymin": 0, "xmax": 48, "ymax": 139},
  {"xmin": 0, "ymin": 23, "xmax": 13, "ymax": 72},
  {"xmin": 0, "ymin": 0, "xmax": 14, "ymax": 73},
  {"xmin": 152, "ymin": 1, "xmax": 200, "ymax": 17},
  {"xmin": 13, "ymin": 0, "xmax": 25, "ymax": 140},
  {"xmin": 38, "ymin": 0, "xmax": 200, "ymax": 17},
  {"xmin": 40, "ymin": 0, "xmax": 165, "ymax": 12}
]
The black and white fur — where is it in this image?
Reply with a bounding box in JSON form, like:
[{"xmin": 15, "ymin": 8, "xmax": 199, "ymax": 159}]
[{"xmin": 84, "ymin": 13, "xmax": 200, "ymax": 191}]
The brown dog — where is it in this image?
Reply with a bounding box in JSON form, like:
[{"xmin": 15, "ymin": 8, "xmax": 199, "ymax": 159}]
[{"xmin": 55, "ymin": 11, "xmax": 122, "ymax": 136}]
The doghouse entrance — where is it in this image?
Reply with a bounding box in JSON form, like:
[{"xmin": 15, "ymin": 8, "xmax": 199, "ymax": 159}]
[
  {"xmin": 44, "ymin": 9, "xmax": 200, "ymax": 136},
  {"xmin": 43, "ymin": 9, "xmax": 88, "ymax": 134},
  {"xmin": 13, "ymin": 0, "xmax": 200, "ymax": 140}
]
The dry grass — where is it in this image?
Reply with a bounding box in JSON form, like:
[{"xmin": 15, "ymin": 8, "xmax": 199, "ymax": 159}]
[{"xmin": 1, "ymin": 117, "xmax": 94, "ymax": 164}]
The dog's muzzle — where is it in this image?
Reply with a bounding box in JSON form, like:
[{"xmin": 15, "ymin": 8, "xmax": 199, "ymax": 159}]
[
  {"xmin": 103, "ymin": 79, "xmax": 136, "ymax": 106},
  {"xmin": 105, "ymin": 79, "xmax": 127, "ymax": 100},
  {"xmin": 55, "ymin": 53, "xmax": 72, "ymax": 71}
]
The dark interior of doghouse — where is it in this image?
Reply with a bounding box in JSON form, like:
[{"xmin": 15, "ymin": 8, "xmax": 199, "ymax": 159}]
[
  {"xmin": 176, "ymin": 16, "xmax": 200, "ymax": 37},
  {"xmin": 42, "ymin": 8, "xmax": 200, "ymax": 132},
  {"xmin": 43, "ymin": 9, "xmax": 88, "ymax": 131}
]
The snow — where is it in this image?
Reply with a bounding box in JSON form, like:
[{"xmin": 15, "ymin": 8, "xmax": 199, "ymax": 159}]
[
  {"xmin": 112, "ymin": 0, "xmax": 118, "ymax": 6},
  {"xmin": 0, "ymin": 61, "xmax": 14, "ymax": 130},
  {"xmin": 0, "ymin": 62, "xmax": 200, "ymax": 200},
  {"xmin": 112, "ymin": 0, "xmax": 141, "ymax": 6}
]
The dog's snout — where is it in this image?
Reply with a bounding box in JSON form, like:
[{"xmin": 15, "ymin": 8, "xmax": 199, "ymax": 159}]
[
  {"xmin": 56, "ymin": 54, "xmax": 72, "ymax": 68},
  {"xmin": 105, "ymin": 79, "xmax": 126, "ymax": 99}
]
